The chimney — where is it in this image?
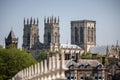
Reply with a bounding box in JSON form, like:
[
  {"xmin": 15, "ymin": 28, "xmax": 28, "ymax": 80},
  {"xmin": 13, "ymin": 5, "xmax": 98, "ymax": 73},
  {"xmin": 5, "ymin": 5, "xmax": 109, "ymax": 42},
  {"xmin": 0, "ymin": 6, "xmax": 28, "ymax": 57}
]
[
  {"xmin": 92, "ymin": 53, "xmax": 97, "ymax": 59},
  {"xmin": 92, "ymin": 53, "xmax": 100, "ymax": 62}
]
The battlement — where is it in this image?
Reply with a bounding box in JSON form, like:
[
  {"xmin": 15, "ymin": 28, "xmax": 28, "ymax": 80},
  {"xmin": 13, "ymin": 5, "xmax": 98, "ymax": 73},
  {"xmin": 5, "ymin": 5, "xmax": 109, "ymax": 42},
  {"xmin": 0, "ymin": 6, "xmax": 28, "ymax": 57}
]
[
  {"xmin": 12, "ymin": 53, "xmax": 67, "ymax": 80},
  {"xmin": 44, "ymin": 16, "xmax": 59, "ymax": 24},
  {"xmin": 24, "ymin": 17, "xmax": 38, "ymax": 25}
]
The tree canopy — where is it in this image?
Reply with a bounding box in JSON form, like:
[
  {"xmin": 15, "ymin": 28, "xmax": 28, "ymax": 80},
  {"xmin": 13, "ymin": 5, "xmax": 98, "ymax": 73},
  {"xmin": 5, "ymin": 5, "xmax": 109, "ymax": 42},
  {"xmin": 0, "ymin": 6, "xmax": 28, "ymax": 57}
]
[
  {"xmin": 0, "ymin": 47, "xmax": 37, "ymax": 80},
  {"xmin": 37, "ymin": 50, "xmax": 60, "ymax": 61},
  {"xmin": 81, "ymin": 53, "xmax": 109, "ymax": 65},
  {"xmin": 37, "ymin": 50, "xmax": 48, "ymax": 61}
]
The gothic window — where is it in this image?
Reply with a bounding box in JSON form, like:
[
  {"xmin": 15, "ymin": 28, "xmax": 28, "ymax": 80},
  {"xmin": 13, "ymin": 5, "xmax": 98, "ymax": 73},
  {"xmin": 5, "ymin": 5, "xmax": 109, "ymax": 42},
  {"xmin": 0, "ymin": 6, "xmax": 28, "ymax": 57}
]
[
  {"xmin": 27, "ymin": 33, "xmax": 30, "ymax": 45},
  {"xmin": 48, "ymin": 32, "xmax": 51, "ymax": 44},
  {"xmin": 34, "ymin": 33, "xmax": 36, "ymax": 43},
  {"xmin": 55, "ymin": 32, "xmax": 57, "ymax": 43},
  {"xmin": 75, "ymin": 27, "xmax": 78, "ymax": 43},
  {"xmin": 80, "ymin": 27, "xmax": 84, "ymax": 42},
  {"xmin": 91, "ymin": 28, "xmax": 94, "ymax": 42},
  {"xmin": 88, "ymin": 27, "xmax": 90, "ymax": 42}
]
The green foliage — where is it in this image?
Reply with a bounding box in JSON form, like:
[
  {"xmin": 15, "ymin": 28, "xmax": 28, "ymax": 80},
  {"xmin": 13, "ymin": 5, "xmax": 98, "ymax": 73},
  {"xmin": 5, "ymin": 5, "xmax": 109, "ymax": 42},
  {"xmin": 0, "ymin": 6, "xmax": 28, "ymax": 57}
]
[
  {"xmin": 109, "ymin": 60, "xmax": 116, "ymax": 65},
  {"xmin": 37, "ymin": 50, "xmax": 47, "ymax": 61},
  {"xmin": 81, "ymin": 53, "xmax": 92, "ymax": 59},
  {"xmin": 6, "ymin": 44, "xmax": 16, "ymax": 49},
  {"xmin": 105, "ymin": 58, "xmax": 109, "ymax": 65},
  {"xmin": 81, "ymin": 52, "xmax": 109, "ymax": 65},
  {"xmin": 37, "ymin": 50, "xmax": 61, "ymax": 61},
  {"xmin": 0, "ymin": 48, "xmax": 37, "ymax": 80}
]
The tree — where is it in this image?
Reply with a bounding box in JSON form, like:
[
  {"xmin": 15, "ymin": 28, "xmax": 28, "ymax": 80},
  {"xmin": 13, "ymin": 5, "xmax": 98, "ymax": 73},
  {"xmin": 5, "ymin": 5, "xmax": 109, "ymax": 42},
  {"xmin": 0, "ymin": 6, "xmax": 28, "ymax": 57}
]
[
  {"xmin": 81, "ymin": 53, "xmax": 92, "ymax": 59},
  {"xmin": 81, "ymin": 53, "xmax": 109, "ymax": 65},
  {"xmin": 6, "ymin": 44, "xmax": 16, "ymax": 49},
  {"xmin": 37, "ymin": 50, "xmax": 48, "ymax": 61},
  {"xmin": 0, "ymin": 48, "xmax": 37, "ymax": 80},
  {"xmin": 37, "ymin": 50, "xmax": 61, "ymax": 61}
]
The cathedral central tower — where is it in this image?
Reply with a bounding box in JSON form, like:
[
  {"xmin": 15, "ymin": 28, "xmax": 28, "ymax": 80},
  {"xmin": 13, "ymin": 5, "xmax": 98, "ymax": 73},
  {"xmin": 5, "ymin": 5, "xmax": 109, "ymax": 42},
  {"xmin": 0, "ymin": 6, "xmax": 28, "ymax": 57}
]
[
  {"xmin": 44, "ymin": 16, "xmax": 60, "ymax": 51},
  {"xmin": 71, "ymin": 20, "xmax": 96, "ymax": 53}
]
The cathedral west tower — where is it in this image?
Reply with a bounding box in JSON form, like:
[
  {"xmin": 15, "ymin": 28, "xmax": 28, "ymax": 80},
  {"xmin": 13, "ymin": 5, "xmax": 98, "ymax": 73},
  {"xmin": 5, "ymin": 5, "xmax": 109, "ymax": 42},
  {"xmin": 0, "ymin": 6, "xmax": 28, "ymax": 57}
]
[
  {"xmin": 44, "ymin": 16, "xmax": 60, "ymax": 51},
  {"xmin": 71, "ymin": 20, "xmax": 96, "ymax": 53},
  {"xmin": 22, "ymin": 17, "xmax": 39, "ymax": 50}
]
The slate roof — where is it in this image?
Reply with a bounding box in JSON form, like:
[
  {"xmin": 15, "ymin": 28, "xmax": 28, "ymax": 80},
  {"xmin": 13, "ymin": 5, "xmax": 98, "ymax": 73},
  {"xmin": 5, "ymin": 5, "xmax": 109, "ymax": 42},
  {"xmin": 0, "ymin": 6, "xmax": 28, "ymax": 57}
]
[
  {"xmin": 65, "ymin": 59, "xmax": 102, "ymax": 68},
  {"xmin": 90, "ymin": 46, "xmax": 111, "ymax": 55},
  {"xmin": 6, "ymin": 30, "xmax": 16, "ymax": 40}
]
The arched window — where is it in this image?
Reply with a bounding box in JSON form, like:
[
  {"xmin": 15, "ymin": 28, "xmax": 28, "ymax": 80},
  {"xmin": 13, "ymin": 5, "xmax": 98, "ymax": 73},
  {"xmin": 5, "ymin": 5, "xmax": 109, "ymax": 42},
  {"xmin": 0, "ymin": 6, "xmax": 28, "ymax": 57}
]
[
  {"xmin": 91, "ymin": 28, "xmax": 94, "ymax": 42},
  {"xmin": 34, "ymin": 33, "xmax": 37, "ymax": 43},
  {"xmin": 27, "ymin": 33, "xmax": 30, "ymax": 45},
  {"xmin": 75, "ymin": 27, "xmax": 78, "ymax": 43},
  {"xmin": 55, "ymin": 32, "xmax": 57, "ymax": 43},
  {"xmin": 88, "ymin": 27, "xmax": 90, "ymax": 42},
  {"xmin": 80, "ymin": 27, "xmax": 84, "ymax": 42},
  {"xmin": 48, "ymin": 32, "xmax": 51, "ymax": 44}
]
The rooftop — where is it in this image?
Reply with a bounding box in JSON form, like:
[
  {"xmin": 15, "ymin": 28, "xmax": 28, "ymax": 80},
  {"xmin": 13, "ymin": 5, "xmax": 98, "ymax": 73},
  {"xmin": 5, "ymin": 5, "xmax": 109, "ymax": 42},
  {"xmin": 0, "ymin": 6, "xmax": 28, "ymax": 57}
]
[{"xmin": 60, "ymin": 43, "xmax": 82, "ymax": 49}]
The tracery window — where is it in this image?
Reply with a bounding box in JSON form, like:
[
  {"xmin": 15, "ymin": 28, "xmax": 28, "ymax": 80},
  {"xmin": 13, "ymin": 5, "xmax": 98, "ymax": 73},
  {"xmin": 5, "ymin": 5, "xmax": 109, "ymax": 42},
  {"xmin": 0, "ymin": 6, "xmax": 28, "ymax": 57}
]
[
  {"xmin": 75, "ymin": 27, "xmax": 78, "ymax": 43},
  {"xmin": 80, "ymin": 27, "xmax": 84, "ymax": 42},
  {"xmin": 48, "ymin": 32, "xmax": 51, "ymax": 44}
]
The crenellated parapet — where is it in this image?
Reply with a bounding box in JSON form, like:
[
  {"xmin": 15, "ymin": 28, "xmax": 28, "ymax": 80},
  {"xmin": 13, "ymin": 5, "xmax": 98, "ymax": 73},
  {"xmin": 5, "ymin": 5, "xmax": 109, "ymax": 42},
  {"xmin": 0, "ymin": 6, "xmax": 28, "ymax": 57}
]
[
  {"xmin": 24, "ymin": 17, "xmax": 39, "ymax": 26},
  {"xmin": 12, "ymin": 53, "xmax": 68, "ymax": 80},
  {"xmin": 44, "ymin": 16, "xmax": 59, "ymax": 24}
]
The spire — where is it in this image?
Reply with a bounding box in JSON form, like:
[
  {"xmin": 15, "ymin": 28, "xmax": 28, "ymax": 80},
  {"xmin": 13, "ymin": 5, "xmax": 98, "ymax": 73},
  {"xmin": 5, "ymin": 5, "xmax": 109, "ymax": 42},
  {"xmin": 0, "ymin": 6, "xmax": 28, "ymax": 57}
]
[
  {"xmin": 50, "ymin": 17, "xmax": 52, "ymax": 23},
  {"xmin": 54, "ymin": 17, "xmax": 56, "ymax": 23},
  {"xmin": 58, "ymin": 16, "xmax": 59, "ymax": 23},
  {"xmin": 24, "ymin": 18, "xmax": 25, "ymax": 24},
  {"xmin": 52, "ymin": 16, "xmax": 53, "ymax": 23},
  {"xmin": 6, "ymin": 29, "xmax": 16, "ymax": 40},
  {"xmin": 47, "ymin": 17, "xmax": 49, "ymax": 23},
  {"xmin": 5, "ymin": 29, "xmax": 18, "ymax": 48},
  {"xmin": 44, "ymin": 16, "xmax": 46, "ymax": 23},
  {"xmin": 30, "ymin": 17, "xmax": 32, "ymax": 24},
  {"xmin": 27, "ymin": 18, "xmax": 29, "ymax": 24},
  {"xmin": 37, "ymin": 18, "xmax": 39, "ymax": 25},
  {"xmin": 34, "ymin": 18, "xmax": 35, "ymax": 24},
  {"xmin": 116, "ymin": 40, "xmax": 119, "ymax": 47},
  {"xmin": 106, "ymin": 45, "xmax": 109, "ymax": 56}
]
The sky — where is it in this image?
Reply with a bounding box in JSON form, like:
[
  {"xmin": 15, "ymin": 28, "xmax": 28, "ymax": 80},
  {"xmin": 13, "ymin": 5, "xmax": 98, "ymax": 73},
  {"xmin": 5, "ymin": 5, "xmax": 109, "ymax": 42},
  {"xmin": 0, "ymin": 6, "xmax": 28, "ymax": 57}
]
[{"xmin": 0, "ymin": 0, "xmax": 120, "ymax": 48}]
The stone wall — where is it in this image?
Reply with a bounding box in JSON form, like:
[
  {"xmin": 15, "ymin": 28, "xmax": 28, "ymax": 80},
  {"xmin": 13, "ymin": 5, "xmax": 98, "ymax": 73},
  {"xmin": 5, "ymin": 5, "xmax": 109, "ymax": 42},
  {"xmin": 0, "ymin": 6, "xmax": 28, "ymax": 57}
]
[{"xmin": 12, "ymin": 53, "xmax": 68, "ymax": 80}]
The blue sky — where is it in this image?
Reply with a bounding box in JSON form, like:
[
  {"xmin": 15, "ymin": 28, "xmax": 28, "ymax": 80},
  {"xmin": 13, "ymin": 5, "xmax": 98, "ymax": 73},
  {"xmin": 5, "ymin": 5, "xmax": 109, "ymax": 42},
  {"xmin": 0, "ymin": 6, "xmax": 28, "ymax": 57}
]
[{"xmin": 0, "ymin": 0, "xmax": 120, "ymax": 48}]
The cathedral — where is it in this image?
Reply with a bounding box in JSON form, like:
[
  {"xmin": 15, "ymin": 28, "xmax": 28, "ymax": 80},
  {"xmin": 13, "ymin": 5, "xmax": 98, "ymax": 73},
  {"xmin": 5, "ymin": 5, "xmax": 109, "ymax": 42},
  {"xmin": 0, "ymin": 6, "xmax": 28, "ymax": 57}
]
[{"xmin": 22, "ymin": 16, "xmax": 96, "ymax": 58}]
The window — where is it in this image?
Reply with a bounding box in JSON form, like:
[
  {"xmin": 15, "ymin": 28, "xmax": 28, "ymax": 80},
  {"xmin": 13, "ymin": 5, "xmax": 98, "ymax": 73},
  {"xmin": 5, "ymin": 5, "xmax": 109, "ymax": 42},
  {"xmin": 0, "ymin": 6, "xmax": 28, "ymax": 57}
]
[
  {"xmin": 65, "ymin": 54, "xmax": 70, "ymax": 60},
  {"xmin": 71, "ymin": 73, "xmax": 75, "ymax": 79},
  {"xmin": 80, "ymin": 27, "xmax": 84, "ymax": 42},
  {"xmin": 69, "ymin": 64, "xmax": 74, "ymax": 69},
  {"xmin": 88, "ymin": 27, "xmax": 90, "ymax": 42},
  {"xmin": 66, "ymin": 73, "xmax": 76, "ymax": 80},
  {"xmin": 27, "ymin": 33, "xmax": 30, "ymax": 45},
  {"xmin": 71, "ymin": 53, "xmax": 77, "ymax": 61},
  {"xmin": 91, "ymin": 28, "xmax": 94, "ymax": 42},
  {"xmin": 75, "ymin": 27, "xmax": 78, "ymax": 43},
  {"xmin": 55, "ymin": 32, "xmax": 57, "ymax": 43},
  {"xmin": 78, "ymin": 64, "xmax": 84, "ymax": 69},
  {"xmin": 80, "ymin": 74, "xmax": 84, "ymax": 80},
  {"xmin": 48, "ymin": 32, "xmax": 51, "ymax": 45}
]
